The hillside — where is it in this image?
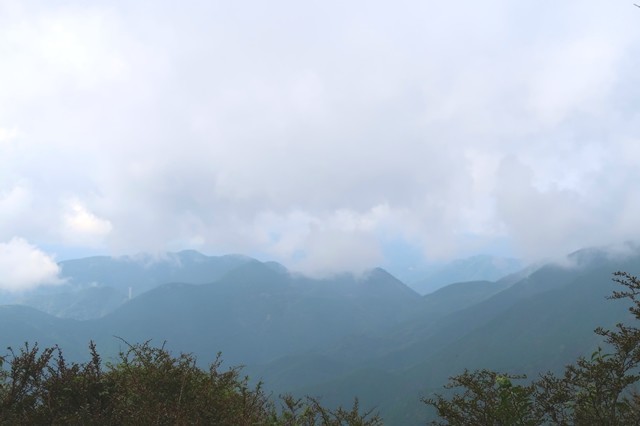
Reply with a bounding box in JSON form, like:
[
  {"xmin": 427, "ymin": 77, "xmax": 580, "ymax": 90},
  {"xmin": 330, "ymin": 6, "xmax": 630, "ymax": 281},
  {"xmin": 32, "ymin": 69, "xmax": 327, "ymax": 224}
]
[
  {"xmin": 0, "ymin": 245, "xmax": 639, "ymax": 424},
  {"xmin": 13, "ymin": 251, "xmax": 253, "ymax": 319},
  {"xmin": 409, "ymin": 255, "xmax": 524, "ymax": 295},
  {"xmin": 271, "ymin": 246, "xmax": 640, "ymax": 424}
]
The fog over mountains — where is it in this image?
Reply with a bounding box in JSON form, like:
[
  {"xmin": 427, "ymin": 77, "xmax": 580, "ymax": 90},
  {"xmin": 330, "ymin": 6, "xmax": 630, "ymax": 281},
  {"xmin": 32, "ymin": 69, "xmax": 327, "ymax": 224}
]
[
  {"xmin": 1, "ymin": 250, "xmax": 522, "ymax": 319},
  {"xmin": 2, "ymin": 2, "xmax": 638, "ymax": 423},
  {"xmin": 1, "ymin": 243, "xmax": 639, "ymax": 424},
  {"xmin": 2, "ymin": 1, "xmax": 639, "ymax": 280}
]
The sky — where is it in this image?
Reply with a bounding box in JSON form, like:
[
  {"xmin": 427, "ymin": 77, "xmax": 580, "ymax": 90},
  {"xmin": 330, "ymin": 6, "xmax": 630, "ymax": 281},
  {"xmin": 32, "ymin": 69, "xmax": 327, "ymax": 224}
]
[{"xmin": 1, "ymin": 0, "xmax": 640, "ymax": 290}]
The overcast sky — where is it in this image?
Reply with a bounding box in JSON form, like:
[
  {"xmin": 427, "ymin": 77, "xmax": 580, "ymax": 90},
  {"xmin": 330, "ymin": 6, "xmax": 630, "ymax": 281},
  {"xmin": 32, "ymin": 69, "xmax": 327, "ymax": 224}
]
[{"xmin": 1, "ymin": 0, "xmax": 639, "ymax": 290}]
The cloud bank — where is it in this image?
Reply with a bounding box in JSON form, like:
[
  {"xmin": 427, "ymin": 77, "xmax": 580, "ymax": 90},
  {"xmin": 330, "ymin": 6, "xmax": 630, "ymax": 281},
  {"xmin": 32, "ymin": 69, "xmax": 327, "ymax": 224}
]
[
  {"xmin": 1, "ymin": 0, "xmax": 639, "ymax": 276},
  {"xmin": 0, "ymin": 238, "xmax": 61, "ymax": 292}
]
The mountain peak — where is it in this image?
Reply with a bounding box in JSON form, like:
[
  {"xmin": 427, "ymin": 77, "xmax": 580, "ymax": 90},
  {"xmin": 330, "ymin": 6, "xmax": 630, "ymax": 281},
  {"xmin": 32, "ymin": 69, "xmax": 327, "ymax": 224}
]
[
  {"xmin": 175, "ymin": 249, "xmax": 208, "ymax": 261},
  {"xmin": 218, "ymin": 259, "xmax": 290, "ymax": 287},
  {"xmin": 358, "ymin": 267, "xmax": 419, "ymax": 300}
]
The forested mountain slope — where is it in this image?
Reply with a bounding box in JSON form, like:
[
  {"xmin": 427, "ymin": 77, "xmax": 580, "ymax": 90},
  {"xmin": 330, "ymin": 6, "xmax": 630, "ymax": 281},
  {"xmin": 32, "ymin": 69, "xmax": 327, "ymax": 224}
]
[{"xmin": 1, "ymin": 245, "xmax": 639, "ymax": 424}]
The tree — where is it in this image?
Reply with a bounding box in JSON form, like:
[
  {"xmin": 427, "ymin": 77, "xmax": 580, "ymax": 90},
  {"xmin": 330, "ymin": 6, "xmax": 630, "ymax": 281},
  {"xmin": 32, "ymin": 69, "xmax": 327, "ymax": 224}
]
[
  {"xmin": 424, "ymin": 272, "xmax": 640, "ymax": 425},
  {"xmin": 422, "ymin": 370, "xmax": 540, "ymax": 425},
  {"xmin": 0, "ymin": 340, "xmax": 381, "ymax": 425}
]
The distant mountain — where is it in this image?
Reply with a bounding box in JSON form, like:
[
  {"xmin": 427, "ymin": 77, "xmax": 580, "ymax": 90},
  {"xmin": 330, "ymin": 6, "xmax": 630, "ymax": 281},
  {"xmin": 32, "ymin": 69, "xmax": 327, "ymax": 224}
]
[
  {"xmin": 95, "ymin": 261, "xmax": 421, "ymax": 365},
  {"xmin": 410, "ymin": 254, "xmax": 524, "ymax": 295},
  {"xmin": 0, "ymin": 305, "xmax": 90, "ymax": 361},
  {"xmin": 2, "ymin": 244, "xmax": 640, "ymax": 425},
  {"xmin": 58, "ymin": 250, "xmax": 254, "ymax": 295},
  {"xmin": 266, "ymin": 244, "xmax": 640, "ymax": 424},
  {"xmin": 0, "ymin": 259, "xmax": 422, "ymax": 366},
  {"xmin": 16, "ymin": 286, "xmax": 128, "ymax": 320},
  {"xmin": 247, "ymin": 276, "xmax": 517, "ymax": 396},
  {"xmin": 14, "ymin": 250, "xmax": 254, "ymax": 319}
]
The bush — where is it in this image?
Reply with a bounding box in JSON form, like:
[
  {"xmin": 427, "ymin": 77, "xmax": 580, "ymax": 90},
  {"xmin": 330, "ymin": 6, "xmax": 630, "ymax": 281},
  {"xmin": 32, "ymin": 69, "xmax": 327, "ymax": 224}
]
[
  {"xmin": 423, "ymin": 272, "xmax": 640, "ymax": 425},
  {"xmin": 0, "ymin": 340, "xmax": 381, "ymax": 425}
]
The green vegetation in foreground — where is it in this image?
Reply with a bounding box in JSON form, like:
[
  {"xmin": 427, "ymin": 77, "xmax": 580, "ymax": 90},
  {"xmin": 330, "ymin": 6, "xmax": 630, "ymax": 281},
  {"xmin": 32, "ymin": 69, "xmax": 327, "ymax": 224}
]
[
  {"xmin": 423, "ymin": 272, "xmax": 640, "ymax": 425},
  {"xmin": 0, "ymin": 339, "xmax": 381, "ymax": 425}
]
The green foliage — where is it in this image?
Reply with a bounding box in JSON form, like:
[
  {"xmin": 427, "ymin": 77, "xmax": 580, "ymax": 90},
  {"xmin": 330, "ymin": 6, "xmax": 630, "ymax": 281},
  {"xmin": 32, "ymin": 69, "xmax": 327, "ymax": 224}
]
[
  {"xmin": 422, "ymin": 370, "xmax": 539, "ymax": 425},
  {"xmin": 0, "ymin": 340, "xmax": 380, "ymax": 425},
  {"xmin": 277, "ymin": 395, "xmax": 382, "ymax": 426},
  {"xmin": 104, "ymin": 340, "xmax": 272, "ymax": 425},
  {"xmin": 424, "ymin": 271, "xmax": 640, "ymax": 425}
]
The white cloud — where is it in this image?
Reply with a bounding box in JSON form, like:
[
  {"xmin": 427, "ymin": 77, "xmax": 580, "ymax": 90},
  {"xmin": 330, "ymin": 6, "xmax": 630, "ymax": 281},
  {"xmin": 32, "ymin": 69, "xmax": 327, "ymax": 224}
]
[
  {"xmin": 62, "ymin": 199, "xmax": 112, "ymax": 247},
  {"xmin": 292, "ymin": 229, "xmax": 383, "ymax": 278},
  {"xmin": 0, "ymin": 127, "xmax": 19, "ymax": 144},
  {"xmin": 0, "ymin": 238, "xmax": 61, "ymax": 292},
  {"xmin": 0, "ymin": 0, "xmax": 639, "ymax": 272},
  {"xmin": 249, "ymin": 206, "xmax": 391, "ymax": 275},
  {"xmin": 526, "ymin": 38, "xmax": 619, "ymax": 126},
  {"xmin": 0, "ymin": 5, "xmax": 129, "ymax": 103},
  {"xmin": 0, "ymin": 185, "xmax": 35, "ymax": 240},
  {"xmin": 0, "ymin": 185, "xmax": 32, "ymax": 222}
]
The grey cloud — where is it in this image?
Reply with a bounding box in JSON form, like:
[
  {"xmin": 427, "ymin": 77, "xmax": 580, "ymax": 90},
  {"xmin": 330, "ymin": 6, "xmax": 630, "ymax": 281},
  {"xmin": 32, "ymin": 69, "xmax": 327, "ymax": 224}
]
[{"xmin": 0, "ymin": 0, "xmax": 639, "ymax": 274}]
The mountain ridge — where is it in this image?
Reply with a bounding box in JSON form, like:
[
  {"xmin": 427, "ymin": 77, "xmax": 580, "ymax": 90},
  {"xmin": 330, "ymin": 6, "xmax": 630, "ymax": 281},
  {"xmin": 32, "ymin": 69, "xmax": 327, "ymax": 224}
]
[{"xmin": 1, "ymin": 244, "xmax": 639, "ymax": 424}]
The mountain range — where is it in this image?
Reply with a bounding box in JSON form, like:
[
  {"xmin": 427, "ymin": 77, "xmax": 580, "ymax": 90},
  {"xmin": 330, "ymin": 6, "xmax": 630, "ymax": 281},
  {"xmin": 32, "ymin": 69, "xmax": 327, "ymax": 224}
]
[
  {"xmin": 407, "ymin": 254, "xmax": 524, "ymax": 295},
  {"xmin": 1, "ymin": 244, "xmax": 638, "ymax": 424}
]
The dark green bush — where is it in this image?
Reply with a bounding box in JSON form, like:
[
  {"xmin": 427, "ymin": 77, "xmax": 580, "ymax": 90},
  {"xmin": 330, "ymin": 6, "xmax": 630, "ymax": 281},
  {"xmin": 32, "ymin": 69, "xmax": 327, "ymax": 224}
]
[{"xmin": 0, "ymin": 340, "xmax": 380, "ymax": 425}]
